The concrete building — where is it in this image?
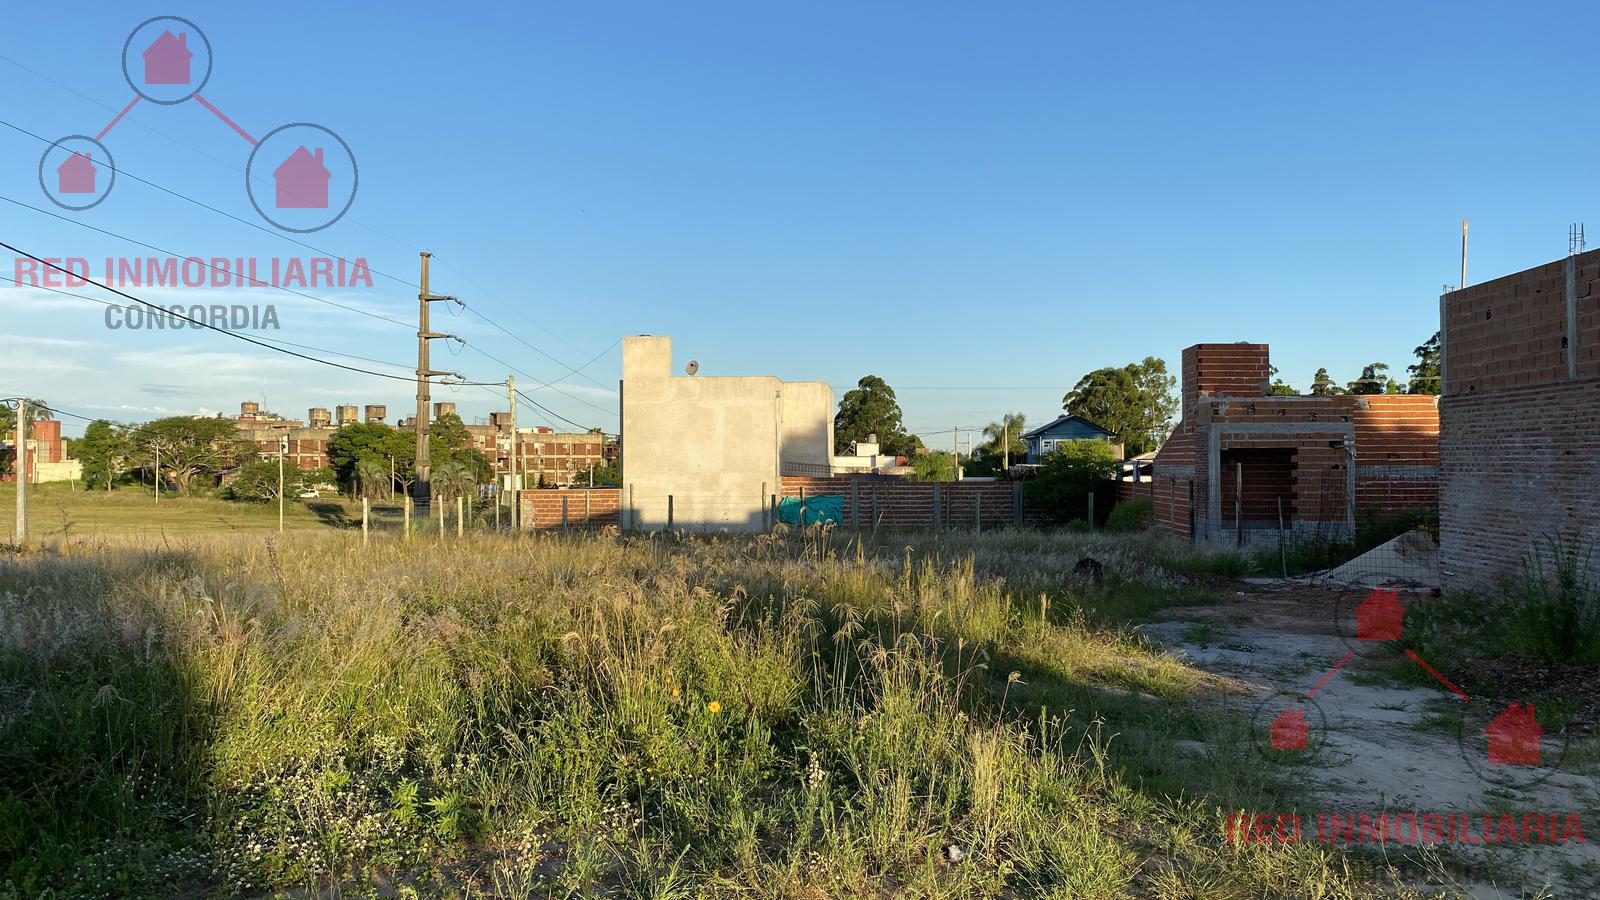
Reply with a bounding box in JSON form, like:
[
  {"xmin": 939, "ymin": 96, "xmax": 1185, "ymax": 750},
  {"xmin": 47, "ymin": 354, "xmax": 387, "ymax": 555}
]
[
  {"xmin": 1141, "ymin": 343, "xmax": 1440, "ymax": 545},
  {"xmin": 620, "ymin": 335, "xmax": 833, "ymax": 530},
  {"xmin": 2, "ymin": 418, "xmax": 82, "ymax": 484},
  {"xmin": 231, "ymin": 400, "xmax": 612, "ymax": 487},
  {"xmin": 1439, "ymin": 250, "xmax": 1600, "ymax": 588}
]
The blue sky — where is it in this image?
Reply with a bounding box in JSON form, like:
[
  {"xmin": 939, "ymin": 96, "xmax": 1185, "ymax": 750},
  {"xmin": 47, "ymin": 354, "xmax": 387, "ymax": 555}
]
[{"xmin": 1, "ymin": 2, "xmax": 1592, "ymax": 440}]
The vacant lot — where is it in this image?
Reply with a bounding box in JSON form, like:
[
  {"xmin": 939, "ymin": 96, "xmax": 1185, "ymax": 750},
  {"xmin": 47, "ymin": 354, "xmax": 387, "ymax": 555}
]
[
  {"xmin": 0, "ymin": 527, "xmax": 1511, "ymax": 898},
  {"xmin": 0, "ymin": 483, "xmax": 360, "ymax": 538}
]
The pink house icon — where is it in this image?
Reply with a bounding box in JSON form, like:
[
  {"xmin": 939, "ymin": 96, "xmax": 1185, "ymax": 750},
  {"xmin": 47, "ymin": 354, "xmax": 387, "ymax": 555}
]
[
  {"xmin": 273, "ymin": 146, "xmax": 330, "ymax": 209},
  {"xmin": 142, "ymin": 30, "xmax": 193, "ymax": 85},
  {"xmin": 57, "ymin": 152, "xmax": 96, "ymax": 194}
]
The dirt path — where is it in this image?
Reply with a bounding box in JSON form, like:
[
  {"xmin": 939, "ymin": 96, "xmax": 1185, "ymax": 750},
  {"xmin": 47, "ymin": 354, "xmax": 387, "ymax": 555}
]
[{"xmin": 1142, "ymin": 580, "xmax": 1600, "ymax": 899}]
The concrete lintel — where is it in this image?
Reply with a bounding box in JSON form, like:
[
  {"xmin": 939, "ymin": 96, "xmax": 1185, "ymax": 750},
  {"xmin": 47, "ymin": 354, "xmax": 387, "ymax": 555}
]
[
  {"xmin": 1214, "ymin": 422, "xmax": 1356, "ymax": 436},
  {"xmin": 1355, "ymin": 464, "xmax": 1441, "ymax": 477}
]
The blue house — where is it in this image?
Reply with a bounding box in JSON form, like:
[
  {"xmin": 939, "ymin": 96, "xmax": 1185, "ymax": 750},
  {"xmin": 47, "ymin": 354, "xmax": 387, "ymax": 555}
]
[{"xmin": 1022, "ymin": 415, "xmax": 1117, "ymax": 462}]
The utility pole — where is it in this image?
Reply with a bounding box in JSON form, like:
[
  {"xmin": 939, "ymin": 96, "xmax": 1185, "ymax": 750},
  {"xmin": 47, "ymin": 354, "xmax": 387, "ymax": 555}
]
[
  {"xmin": 414, "ymin": 252, "xmax": 461, "ymax": 517},
  {"xmin": 507, "ymin": 375, "xmax": 519, "ymax": 532},
  {"xmin": 278, "ymin": 433, "xmax": 287, "ymax": 533},
  {"xmin": 952, "ymin": 426, "xmax": 959, "ymax": 482},
  {"xmin": 14, "ymin": 399, "xmax": 27, "ymax": 543},
  {"xmin": 1461, "ymin": 219, "xmax": 1469, "ymax": 290}
]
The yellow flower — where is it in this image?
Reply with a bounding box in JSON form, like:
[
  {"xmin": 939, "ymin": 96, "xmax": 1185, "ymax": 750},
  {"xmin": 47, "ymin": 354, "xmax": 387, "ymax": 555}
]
[
  {"xmin": 707, "ymin": 701, "xmax": 723, "ymax": 714},
  {"xmin": 671, "ymin": 687, "xmax": 680, "ymax": 699}
]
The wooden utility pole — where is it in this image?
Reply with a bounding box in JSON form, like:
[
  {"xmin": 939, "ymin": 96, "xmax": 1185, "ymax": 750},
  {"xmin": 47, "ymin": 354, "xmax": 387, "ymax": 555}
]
[
  {"xmin": 414, "ymin": 252, "xmax": 460, "ymax": 517},
  {"xmin": 278, "ymin": 433, "xmax": 287, "ymax": 533},
  {"xmin": 507, "ymin": 376, "xmax": 519, "ymax": 532},
  {"xmin": 14, "ymin": 399, "xmax": 26, "ymax": 543}
]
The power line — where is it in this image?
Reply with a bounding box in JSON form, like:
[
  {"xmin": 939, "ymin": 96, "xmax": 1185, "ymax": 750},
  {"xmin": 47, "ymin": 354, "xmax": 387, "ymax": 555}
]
[
  {"xmin": 0, "ymin": 240, "xmax": 465, "ymax": 385},
  {"xmin": 0, "ymin": 194, "xmax": 414, "ymax": 329},
  {"xmin": 5, "ymin": 116, "xmax": 621, "ymax": 403},
  {"xmin": 0, "ymin": 274, "xmax": 419, "ymax": 372}
]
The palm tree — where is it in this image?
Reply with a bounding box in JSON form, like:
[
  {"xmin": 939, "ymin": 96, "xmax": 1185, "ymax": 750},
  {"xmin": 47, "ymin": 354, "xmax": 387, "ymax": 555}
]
[
  {"xmin": 431, "ymin": 459, "xmax": 473, "ymax": 503},
  {"xmin": 982, "ymin": 412, "xmax": 1027, "ymax": 468},
  {"xmin": 356, "ymin": 457, "xmax": 388, "ymax": 500}
]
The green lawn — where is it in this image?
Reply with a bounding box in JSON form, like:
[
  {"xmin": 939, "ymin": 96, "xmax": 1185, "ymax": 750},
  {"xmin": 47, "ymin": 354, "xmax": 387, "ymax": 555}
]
[{"xmin": 0, "ymin": 482, "xmax": 359, "ymax": 539}]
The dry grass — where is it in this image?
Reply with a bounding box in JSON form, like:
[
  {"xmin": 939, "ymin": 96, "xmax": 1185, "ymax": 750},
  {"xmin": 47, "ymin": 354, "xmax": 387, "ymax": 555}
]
[{"xmin": 0, "ymin": 527, "xmax": 1450, "ymax": 898}]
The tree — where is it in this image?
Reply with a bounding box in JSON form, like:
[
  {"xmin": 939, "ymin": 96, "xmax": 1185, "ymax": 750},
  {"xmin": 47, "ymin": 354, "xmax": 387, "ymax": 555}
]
[
  {"xmin": 75, "ymin": 419, "xmax": 133, "ymax": 489},
  {"xmin": 912, "ymin": 450, "xmax": 958, "ymax": 482},
  {"xmin": 1268, "ymin": 366, "xmax": 1300, "ymax": 396},
  {"xmin": 1347, "ymin": 362, "xmax": 1391, "ymax": 396},
  {"xmin": 980, "ymin": 413, "xmax": 1028, "ymax": 467},
  {"xmin": 431, "ymin": 458, "xmax": 475, "ymax": 502},
  {"xmin": 1025, "ymin": 439, "xmax": 1120, "ymax": 521},
  {"xmin": 1062, "ymin": 357, "xmax": 1176, "ymax": 455},
  {"xmin": 1309, "ymin": 368, "xmax": 1346, "ymax": 396},
  {"xmin": 130, "ymin": 416, "xmax": 254, "ymax": 494},
  {"xmin": 328, "ymin": 423, "xmax": 414, "ymax": 493},
  {"xmin": 834, "ymin": 376, "xmax": 921, "ymax": 456},
  {"xmin": 1, "ymin": 398, "xmax": 53, "ymax": 475},
  {"xmin": 0, "ymin": 398, "xmax": 53, "ymax": 434},
  {"xmin": 1407, "ymin": 331, "xmax": 1441, "ymax": 395},
  {"xmin": 429, "ymin": 412, "xmax": 472, "ymax": 457},
  {"xmin": 355, "ymin": 457, "xmax": 390, "ymax": 499}
]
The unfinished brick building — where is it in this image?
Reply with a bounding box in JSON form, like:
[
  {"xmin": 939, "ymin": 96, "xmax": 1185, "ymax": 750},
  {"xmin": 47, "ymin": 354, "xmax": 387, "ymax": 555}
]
[
  {"xmin": 1141, "ymin": 343, "xmax": 1440, "ymax": 544},
  {"xmin": 1439, "ymin": 250, "xmax": 1600, "ymax": 588}
]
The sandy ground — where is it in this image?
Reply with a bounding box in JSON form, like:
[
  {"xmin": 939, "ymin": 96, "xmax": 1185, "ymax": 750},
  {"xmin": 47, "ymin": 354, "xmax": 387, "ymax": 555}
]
[{"xmin": 1142, "ymin": 581, "xmax": 1600, "ymax": 899}]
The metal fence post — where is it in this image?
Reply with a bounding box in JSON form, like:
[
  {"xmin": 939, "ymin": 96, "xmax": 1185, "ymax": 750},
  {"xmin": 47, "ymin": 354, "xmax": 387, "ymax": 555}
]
[
  {"xmin": 457, "ymin": 496, "xmax": 464, "ymax": 538},
  {"xmin": 1012, "ymin": 481, "xmax": 1023, "ymax": 524},
  {"xmin": 976, "ymin": 493, "xmax": 982, "ymax": 531},
  {"xmin": 403, "ymin": 494, "xmax": 411, "ymax": 540},
  {"xmin": 362, "ymin": 497, "xmax": 369, "ymax": 546},
  {"xmin": 1087, "ymin": 492, "xmax": 1095, "ymax": 529},
  {"xmin": 932, "ymin": 483, "xmax": 941, "ymax": 528},
  {"xmin": 851, "ymin": 479, "xmax": 860, "ymax": 529},
  {"xmin": 562, "ymin": 494, "xmax": 569, "ymax": 530},
  {"xmin": 667, "ymin": 494, "xmax": 674, "ymax": 530}
]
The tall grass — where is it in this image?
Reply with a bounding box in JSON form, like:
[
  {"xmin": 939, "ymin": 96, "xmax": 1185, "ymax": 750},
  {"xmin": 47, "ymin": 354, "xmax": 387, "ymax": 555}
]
[{"xmin": 0, "ymin": 530, "xmax": 1429, "ymax": 898}]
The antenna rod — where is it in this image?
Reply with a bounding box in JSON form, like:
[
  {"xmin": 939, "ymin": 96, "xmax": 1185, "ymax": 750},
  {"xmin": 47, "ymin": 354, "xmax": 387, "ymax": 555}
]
[{"xmin": 1460, "ymin": 219, "xmax": 1468, "ymax": 290}]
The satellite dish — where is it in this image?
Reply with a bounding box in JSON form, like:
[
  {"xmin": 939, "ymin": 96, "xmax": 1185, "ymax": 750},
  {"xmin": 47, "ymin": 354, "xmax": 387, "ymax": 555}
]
[{"xmin": 685, "ymin": 360, "xmax": 699, "ymax": 376}]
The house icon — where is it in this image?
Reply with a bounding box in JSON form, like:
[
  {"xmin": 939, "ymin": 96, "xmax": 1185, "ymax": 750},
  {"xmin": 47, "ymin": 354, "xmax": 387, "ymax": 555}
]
[
  {"xmin": 1486, "ymin": 703, "xmax": 1541, "ymax": 765},
  {"xmin": 273, "ymin": 146, "xmax": 330, "ymax": 209},
  {"xmin": 1270, "ymin": 705, "xmax": 1309, "ymax": 750},
  {"xmin": 57, "ymin": 152, "xmax": 96, "ymax": 194},
  {"xmin": 1354, "ymin": 587, "xmax": 1404, "ymax": 642},
  {"xmin": 142, "ymin": 30, "xmax": 193, "ymax": 85}
]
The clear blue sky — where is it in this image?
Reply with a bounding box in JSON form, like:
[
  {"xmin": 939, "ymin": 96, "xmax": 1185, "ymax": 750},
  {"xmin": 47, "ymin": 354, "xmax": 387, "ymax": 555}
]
[{"xmin": 2, "ymin": 2, "xmax": 1592, "ymax": 440}]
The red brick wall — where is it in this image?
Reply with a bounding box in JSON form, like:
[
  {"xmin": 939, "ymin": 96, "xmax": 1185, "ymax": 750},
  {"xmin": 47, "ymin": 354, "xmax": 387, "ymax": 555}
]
[
  {"xmin": 519, "ymin": 488, "xmax": 621, "ymax": 529},
  {"xmin": 1440, "ymin": 250, "xmax": 1600, "ymax": 586},
  {"xmin": 1182, "ymin": 343, "xmax": 1270, "ymax": 421},
  {"xmin": 779, "ymin": 476, "xmax": 1018, "ymax": 527},
  {"xmin": 1150, "ymin": 346, "xmax": 1440, "ymax": 541}
]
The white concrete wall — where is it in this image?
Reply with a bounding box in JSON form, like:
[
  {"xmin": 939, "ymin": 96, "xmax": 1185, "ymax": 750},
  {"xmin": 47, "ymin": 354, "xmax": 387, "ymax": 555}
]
[{"xmin": 620, "ymin": 336, "xmax": 832, "ymax": 531}]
